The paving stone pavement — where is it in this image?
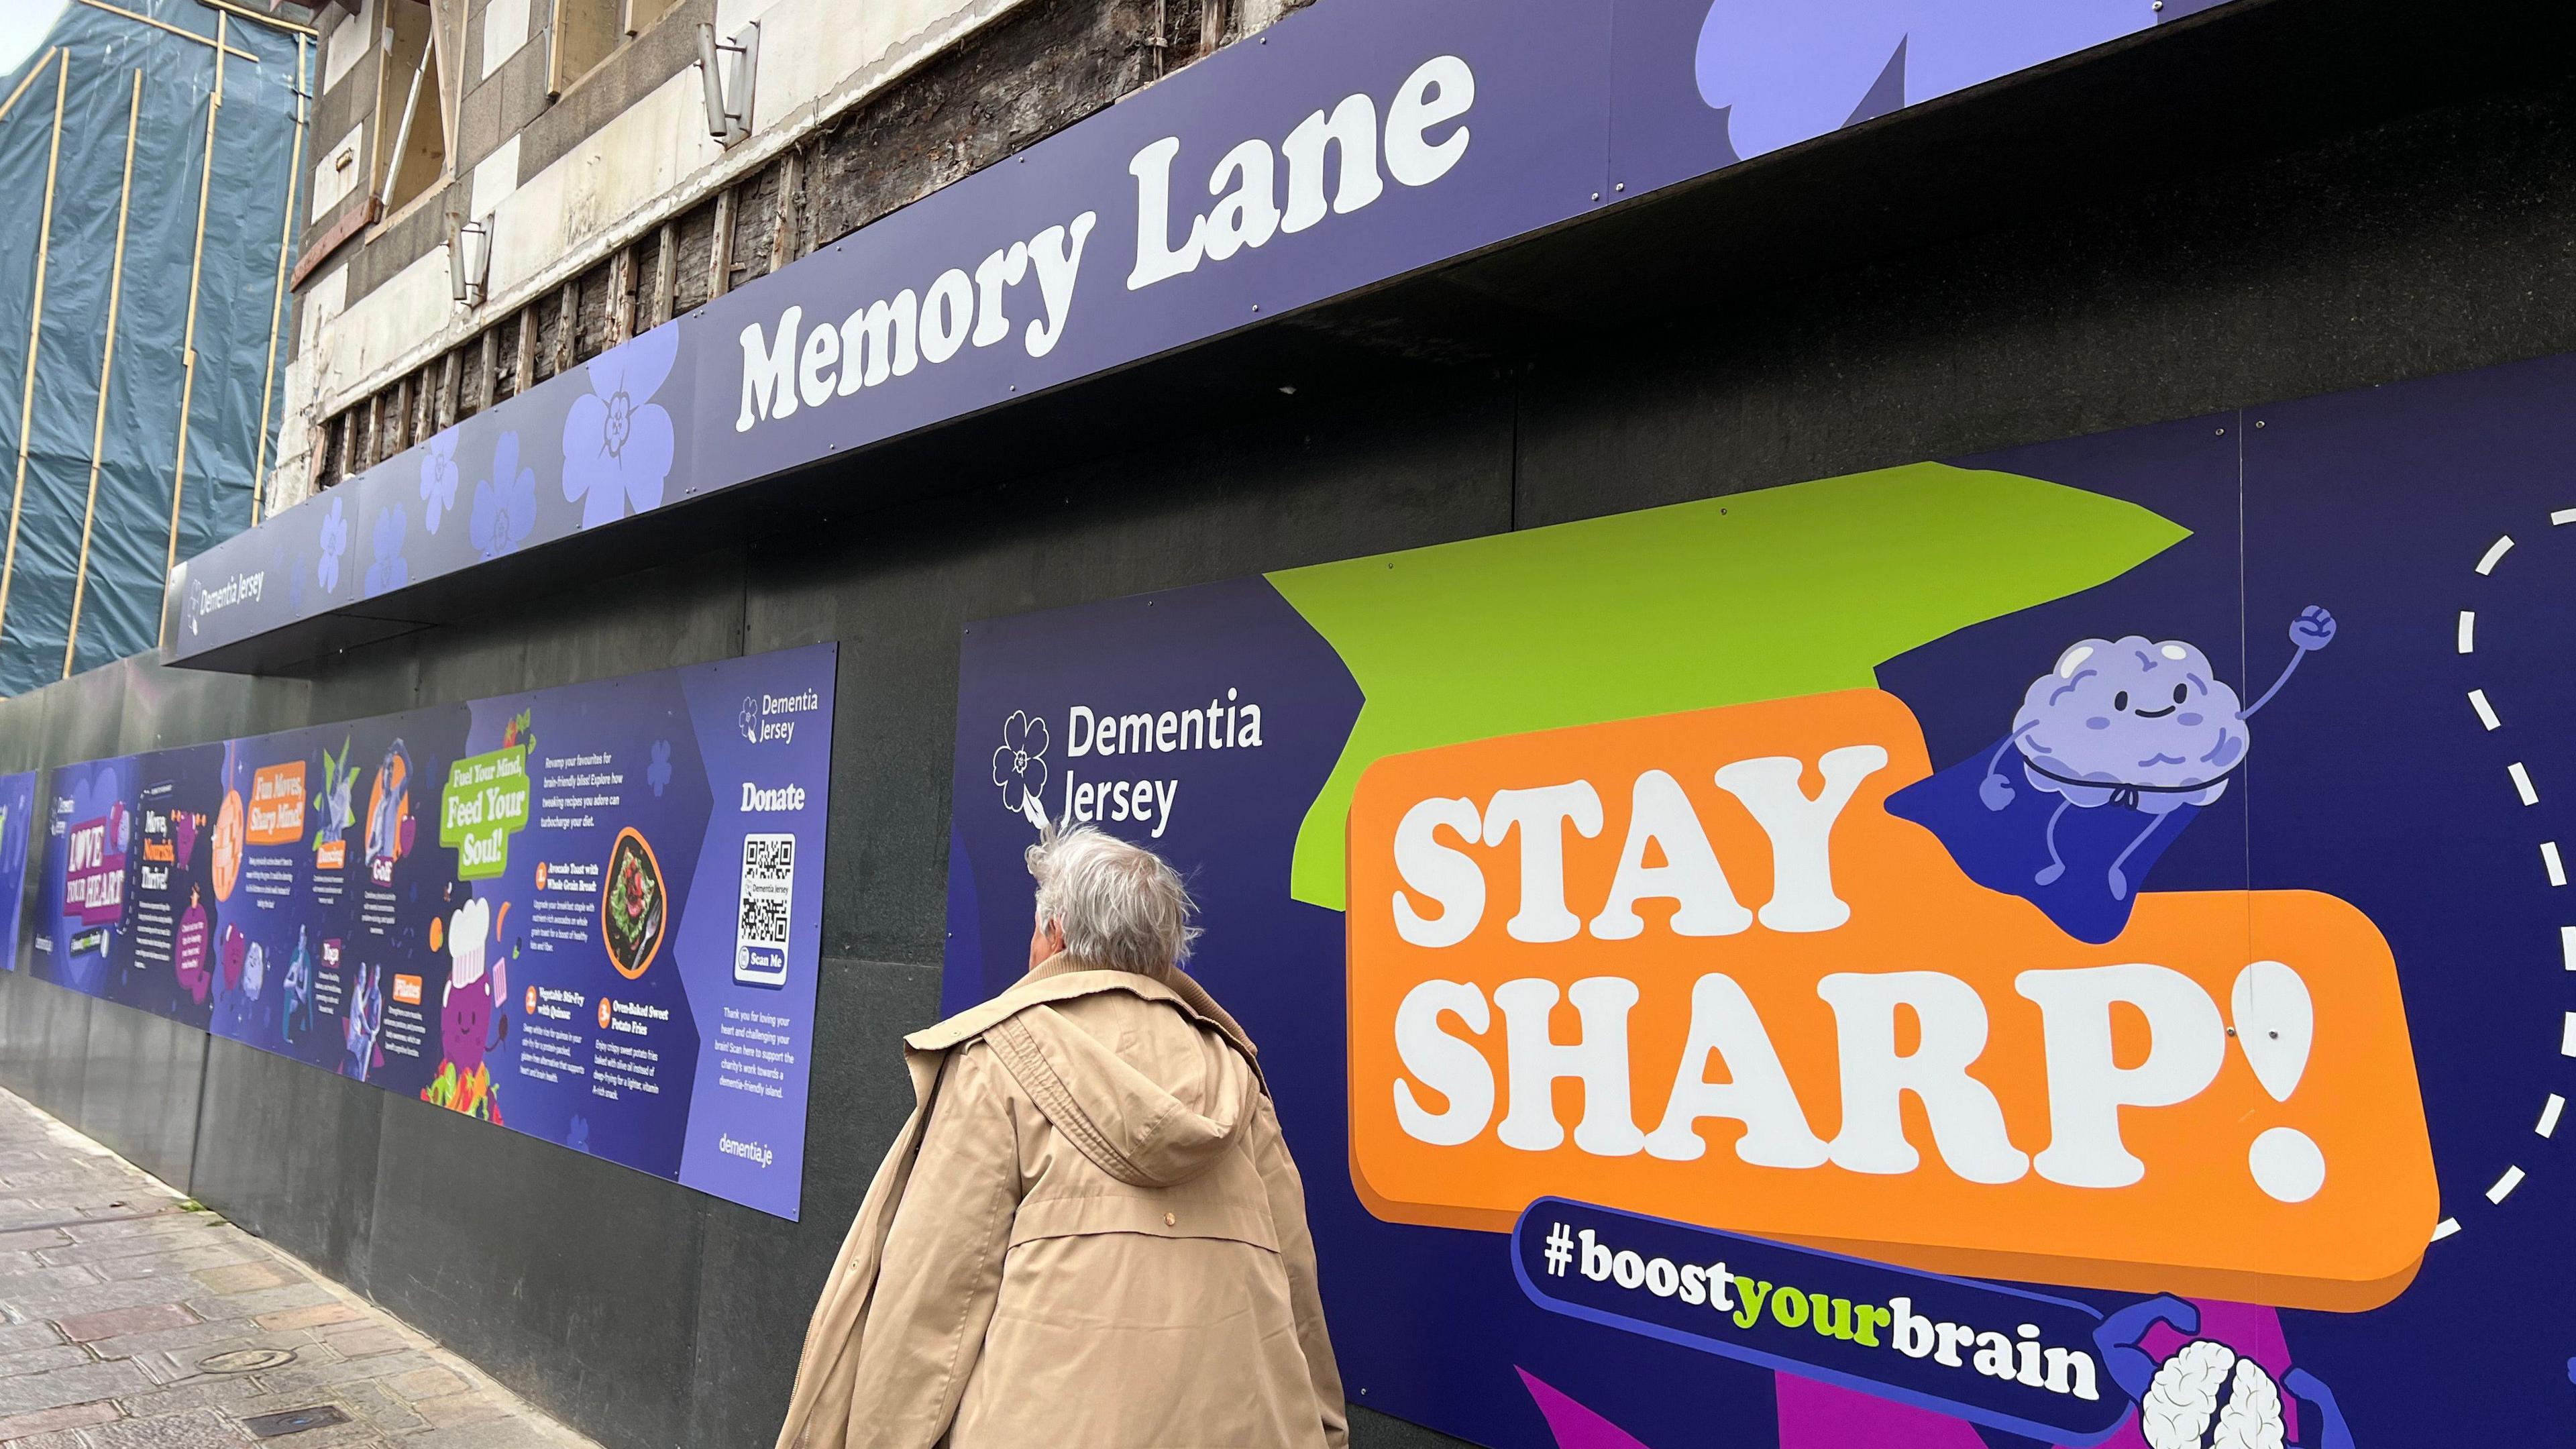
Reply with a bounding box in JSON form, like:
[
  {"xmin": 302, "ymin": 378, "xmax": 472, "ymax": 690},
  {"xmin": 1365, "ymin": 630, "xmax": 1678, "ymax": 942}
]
[{"xmin": 0, "ymin": 1090, "xmax": 600, "ymax": 1449}]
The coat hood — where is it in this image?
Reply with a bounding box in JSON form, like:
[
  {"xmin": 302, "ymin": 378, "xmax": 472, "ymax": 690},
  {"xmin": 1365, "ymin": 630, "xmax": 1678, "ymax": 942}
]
[{"xmin": 985, "ymin": 987, "xmax": 1258, "ymax": 1188}]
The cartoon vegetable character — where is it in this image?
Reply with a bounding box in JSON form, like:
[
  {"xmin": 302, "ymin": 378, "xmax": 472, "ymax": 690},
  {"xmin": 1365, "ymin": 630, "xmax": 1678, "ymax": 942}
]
[
  {"xmin": 1980, "ymin": 608, "xmax": 2336, "ymax": 900},
  {"xmin": 423, "ymin": 898, "xmax": 506, "ymax": 1122}
]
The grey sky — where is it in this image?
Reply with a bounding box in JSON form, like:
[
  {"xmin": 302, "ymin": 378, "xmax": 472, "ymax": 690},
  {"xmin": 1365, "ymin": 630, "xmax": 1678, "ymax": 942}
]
[{"xmin": 0, "ymin": 1, "xmax": 69, "ymax": 78}]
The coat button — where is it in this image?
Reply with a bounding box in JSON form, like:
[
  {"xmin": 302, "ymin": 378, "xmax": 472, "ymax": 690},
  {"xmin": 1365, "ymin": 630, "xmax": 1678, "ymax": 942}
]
[{"xmin": 1164, "ymin": 1212, "xmax": 1177, "ymax": 1226}]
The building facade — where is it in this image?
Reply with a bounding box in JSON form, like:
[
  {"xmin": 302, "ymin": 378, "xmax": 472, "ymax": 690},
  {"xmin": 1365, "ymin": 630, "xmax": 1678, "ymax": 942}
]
[
  {"xmin": 0, "ymin": 1, "xmax": 2572, "ymax": 1447},
  {"xmin": 273, "ymin": 0, "xmax": 1295, "ymax": 512}
]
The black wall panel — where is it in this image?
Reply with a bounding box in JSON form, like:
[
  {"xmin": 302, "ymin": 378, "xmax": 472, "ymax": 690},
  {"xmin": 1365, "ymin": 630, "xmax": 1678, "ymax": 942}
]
[
  {"xmin": 71, "ymin": 1006, "xmax": 202, "ymax": 1189},
  {"xmin": 192, "ymin": 1038, "xmax": 384, "ymax": 1282},
  {"xmin": 681, "ymin": 957, "xmax": 934, "ymax": 1448},
  {"xmin": 3, "ymin": 42, "xmax": 2576, "ymax": 1449},
  {"xmin": 359, "ymin": 1095, "xmax": 710, "ymax": 1447},
  {"xmin": 0, "ymin": 972, "xmax": 91, "ymax": 1133}
]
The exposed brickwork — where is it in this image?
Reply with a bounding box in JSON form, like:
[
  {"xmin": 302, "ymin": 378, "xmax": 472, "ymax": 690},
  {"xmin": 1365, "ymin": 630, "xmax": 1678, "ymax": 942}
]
[{"xmin": 307, "ymin": 0, "xmax": 1284, "ymax": 492}]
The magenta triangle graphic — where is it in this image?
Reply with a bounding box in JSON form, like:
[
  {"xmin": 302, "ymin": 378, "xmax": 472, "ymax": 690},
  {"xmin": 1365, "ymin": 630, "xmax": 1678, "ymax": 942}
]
[{"xmin": 1515, "ymin": 1367, "xmax": 1656, "ymax": 1449}]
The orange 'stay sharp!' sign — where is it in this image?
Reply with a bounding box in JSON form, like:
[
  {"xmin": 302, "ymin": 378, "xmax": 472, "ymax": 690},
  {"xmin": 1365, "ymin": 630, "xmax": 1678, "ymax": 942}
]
[{"xmin": 1345, "ymin": 689, "xmax": 2434, "ymax": 1311}]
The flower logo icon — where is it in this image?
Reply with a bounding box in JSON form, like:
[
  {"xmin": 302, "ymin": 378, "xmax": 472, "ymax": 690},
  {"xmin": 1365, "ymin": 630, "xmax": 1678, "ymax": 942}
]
[
  {"xmin": 470, "ymin": 431, "xmax": 539, "ymax": 561},
  {"xmin": 991, "ymin": 710, "xmax": 1051, "ymax": 817},
  {"xmin": 315, "ymin": 496, "xmax": 349, "ymax": 595},
  {"xmin": 364, "ymin": 503, "xmax": 409, "ymax": 597},
  {"xmin": 419, "ymin": 427, "xmax": 460, "ymax": 534},
  {"xmin": 739, "ymin": 698, "xmax": 761, "ymax": 746},
  {"xmin": 561, "ymin": 323, "xmax": 678, "ymax": 529},
  {"xmin": 1695, "ymin": 0, "xmax": 2151, "ymax": 162}
]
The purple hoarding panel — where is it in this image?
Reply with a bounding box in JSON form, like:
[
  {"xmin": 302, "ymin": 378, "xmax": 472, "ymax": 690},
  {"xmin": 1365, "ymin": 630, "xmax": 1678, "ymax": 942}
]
[
  {"xmin": 26, "ymin": 647, "xmax": 835, "ymax": 1219},
  {"xmin": 0, "ymin": 772, "xmax": 34, "ymax": 973},
  {"xmin": 170, "ymin": 0, "xmax": 2238, "ymax": 665}
]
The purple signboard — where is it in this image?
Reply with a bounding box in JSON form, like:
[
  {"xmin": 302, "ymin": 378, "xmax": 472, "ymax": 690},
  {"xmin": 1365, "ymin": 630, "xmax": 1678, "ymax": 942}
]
[
  {"xmin": 168, "ymin": 0, "xmax": 2238, "ymax": 667},
  {"xmin": 29, "ymin": 646, "xmax": 835, "ymax": 1218}
]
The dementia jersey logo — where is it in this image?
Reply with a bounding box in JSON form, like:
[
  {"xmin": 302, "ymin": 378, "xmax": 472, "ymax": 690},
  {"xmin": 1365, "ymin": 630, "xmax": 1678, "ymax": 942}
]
[
  {"xmin": 741, "ymin": 689, "xmax": 821, "ymax": 747},
  {"xmin": 1344, "ymin": 689, "xmax": 2434, "ymax": 1311},
  {"xmin": 189, "ymin": 571, "xmax": 266, "ymax": 636}
]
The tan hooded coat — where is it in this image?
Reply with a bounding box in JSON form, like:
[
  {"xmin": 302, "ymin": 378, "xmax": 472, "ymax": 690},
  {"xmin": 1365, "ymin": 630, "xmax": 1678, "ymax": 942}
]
[{"xmin": 773, "ymin": 956, "xmax": 1348, "ymax": 1449}]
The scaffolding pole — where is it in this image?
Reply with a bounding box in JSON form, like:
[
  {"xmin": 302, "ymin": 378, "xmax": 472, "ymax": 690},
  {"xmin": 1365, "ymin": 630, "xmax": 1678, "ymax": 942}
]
[
  {"xmin": 61, "ymin": 68, "xmax": 148, "ymax": 680},
  {"xmin": 0, "ymin": 50, "xmax": 72, "ymax": 663},
  {"xmin": 162, "ymin": 16, "xmax": 227, "ymax": 648},
  {"xmin": 250, "ymin": 32, "xmax": 309, "ymax": 527}
]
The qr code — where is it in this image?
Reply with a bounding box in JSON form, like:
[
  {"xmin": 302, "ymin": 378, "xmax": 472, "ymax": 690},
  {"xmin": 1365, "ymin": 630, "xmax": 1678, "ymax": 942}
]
[
  {"xmin": 735, "ymin": 833, "xmax": 794, "ymax": 988},
  {"xmin": 738, "ymin": 894, "xmax": 788, "ymax": 941},
  {"xmin": 743, "ymin": 835, "xmax": 794, "ymax": 887}
]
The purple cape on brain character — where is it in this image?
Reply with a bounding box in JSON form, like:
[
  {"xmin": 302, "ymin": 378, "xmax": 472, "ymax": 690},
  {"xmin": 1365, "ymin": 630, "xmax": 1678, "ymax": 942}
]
[{"xmin": 1888, "ymin": 608, "xmax": 2336, "ymax": 944}]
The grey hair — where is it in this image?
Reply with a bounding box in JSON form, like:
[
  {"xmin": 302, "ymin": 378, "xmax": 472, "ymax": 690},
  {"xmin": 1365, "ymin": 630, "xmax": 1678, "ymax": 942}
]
[{"xmin": 1024, "ymin": 825, "xmax": 1200, "ymax": 971}]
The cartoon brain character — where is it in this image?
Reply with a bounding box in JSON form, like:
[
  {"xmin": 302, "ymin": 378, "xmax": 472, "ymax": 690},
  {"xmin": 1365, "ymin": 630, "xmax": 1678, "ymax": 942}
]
[
  {"xmin": 1982, "ymin": 608, "xmax": 2335, "ymax": 900},
  {"xmin": 2097, "ymin": 1297, "xmax": 2353, "ymax": 1449}
]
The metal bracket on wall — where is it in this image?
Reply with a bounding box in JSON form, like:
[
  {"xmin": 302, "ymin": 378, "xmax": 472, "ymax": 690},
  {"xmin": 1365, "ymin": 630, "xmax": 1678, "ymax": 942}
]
[{"xmin": 696, "ymin": 20, "xmax": 757, "ymax": 148}]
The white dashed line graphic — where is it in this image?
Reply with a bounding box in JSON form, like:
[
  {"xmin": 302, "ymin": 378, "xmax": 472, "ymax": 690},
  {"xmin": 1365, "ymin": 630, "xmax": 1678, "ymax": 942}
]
[{"xmin": 2438, "ymin": 511, "xmax": 2576, "ymax": 1244}]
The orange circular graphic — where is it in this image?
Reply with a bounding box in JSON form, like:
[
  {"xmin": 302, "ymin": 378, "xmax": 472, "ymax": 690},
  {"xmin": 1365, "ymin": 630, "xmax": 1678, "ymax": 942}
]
[
  {"xmin": 524, "ymin": 984, "xmax": 538, "ymax": 1015},
  {"xmin": 597, "ymin": 997, "xmax": 614, "ymax": 1030},
  {"xmin": 210, "ymin": 792, "xmax": 244, "ymax": 902},
  {"xmin": 599, "ymin": 827, "xmax": 666, "ymax": 981},
  {"xmin": 364, "ymin": 743, "xmax": 411, "ymax": 868}
]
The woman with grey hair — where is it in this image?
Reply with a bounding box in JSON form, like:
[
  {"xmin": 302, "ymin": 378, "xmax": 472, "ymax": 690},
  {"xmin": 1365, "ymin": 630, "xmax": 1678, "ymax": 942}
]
[{"xmin": 774, "ymin": 826, "xmax": 1346, "ymax": 1449}]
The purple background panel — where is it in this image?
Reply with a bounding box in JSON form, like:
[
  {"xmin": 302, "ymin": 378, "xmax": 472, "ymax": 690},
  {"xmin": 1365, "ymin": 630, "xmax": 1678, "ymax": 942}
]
[{"xmin": 21, "ymin": 646, "xmax": 835, "ymax": 1220}]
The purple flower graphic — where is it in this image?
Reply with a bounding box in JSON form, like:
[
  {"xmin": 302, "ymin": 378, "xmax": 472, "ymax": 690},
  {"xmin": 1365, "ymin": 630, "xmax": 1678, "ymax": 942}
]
[
  {"xmin": 1696, "ymin": 0, "xmax": 2150, "ymax": 161},
  {"xmin": 419, "ymin": 427, "xmax": 460, "ymax": 534},
  {"xmin": 991, "ymin": 710, "xmax": 1051, "ymax": 816},
  {"xmin": 364, "ymin": 503, "xmax": 409, "ymax": 597},
  {"xmin": 471, "ymin": 431, "xmax": 539, "ymax": 561},
  {"xmin": 315, "ymin": 496, "xmax": 348, "ymax": 595},
  {"xmin": 561, "ymin": 324, "xmax": 677, "ymax": 529}
]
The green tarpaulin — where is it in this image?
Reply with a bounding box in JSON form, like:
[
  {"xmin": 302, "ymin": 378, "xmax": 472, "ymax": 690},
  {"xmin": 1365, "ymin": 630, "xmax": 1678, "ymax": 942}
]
[{"xmin": 0, "ymin": 0, "xmax": 306, "ymax": 695}]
